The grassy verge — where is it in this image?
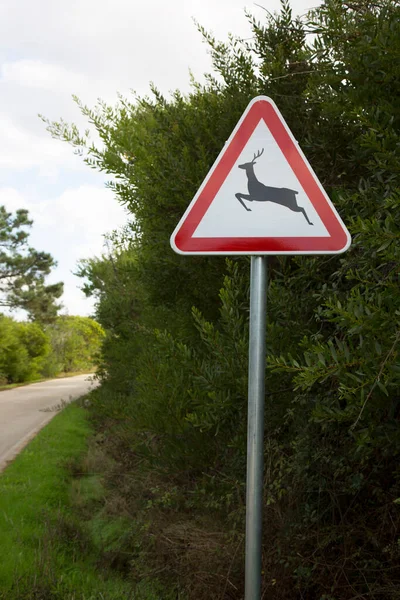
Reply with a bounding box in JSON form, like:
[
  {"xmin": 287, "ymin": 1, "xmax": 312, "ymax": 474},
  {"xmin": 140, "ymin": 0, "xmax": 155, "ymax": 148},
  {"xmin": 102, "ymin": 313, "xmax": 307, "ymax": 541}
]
[{"xmin": 0, "ymin": 401, "xmax": 171, "ymax": 600}]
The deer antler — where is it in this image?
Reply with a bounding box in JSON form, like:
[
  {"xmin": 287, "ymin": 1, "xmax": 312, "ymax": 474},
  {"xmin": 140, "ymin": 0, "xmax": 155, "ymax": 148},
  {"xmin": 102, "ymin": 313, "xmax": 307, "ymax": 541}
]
[{"xmin": 252, "ymin": 148, "xmax": 264, "ymax": 163}]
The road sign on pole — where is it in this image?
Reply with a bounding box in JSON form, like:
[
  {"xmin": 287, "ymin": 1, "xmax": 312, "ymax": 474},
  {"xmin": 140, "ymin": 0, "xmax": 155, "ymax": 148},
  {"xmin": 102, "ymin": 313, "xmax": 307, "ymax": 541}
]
[
  {"xmin": 170, "ymin": 96, "xmax": 351, "ymax": 600},
  {"xmin": 170, "ymin": 96, "xmax": 350, "ymax": 255}
]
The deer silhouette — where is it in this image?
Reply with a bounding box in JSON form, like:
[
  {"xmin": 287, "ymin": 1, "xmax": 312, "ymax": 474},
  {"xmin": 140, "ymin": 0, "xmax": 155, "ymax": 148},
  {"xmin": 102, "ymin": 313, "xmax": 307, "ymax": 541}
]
[{"xmin": 235, "ymin": 149, "xmax": 313, "ymax": 226}]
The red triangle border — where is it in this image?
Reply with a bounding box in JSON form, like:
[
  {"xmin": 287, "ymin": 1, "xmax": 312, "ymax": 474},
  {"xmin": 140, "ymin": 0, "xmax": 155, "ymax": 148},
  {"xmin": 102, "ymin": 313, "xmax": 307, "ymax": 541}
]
[{"xmin": 171, "ymin": 97, "xmax": 351, "ymax": 255}]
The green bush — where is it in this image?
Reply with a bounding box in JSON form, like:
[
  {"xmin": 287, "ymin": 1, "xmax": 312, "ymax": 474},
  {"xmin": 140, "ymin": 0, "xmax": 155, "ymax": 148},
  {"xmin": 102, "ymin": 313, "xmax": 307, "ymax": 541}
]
[
  {"xmin": 0, "ymin": 314, "xmax": 104, "ymax": 384},
  {"xmin": 0, "ymin": 316, "xmax": 50, "ymax": 382},
  {"xmin": 44, "ymin": 315, "xmax": 105, "ymax": 374}
]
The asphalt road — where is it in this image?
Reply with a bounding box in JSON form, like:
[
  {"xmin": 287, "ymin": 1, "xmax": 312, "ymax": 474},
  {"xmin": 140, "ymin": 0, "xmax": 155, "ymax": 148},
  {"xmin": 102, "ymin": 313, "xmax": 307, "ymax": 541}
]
[{"xmin": 0, "ymin": 374, "xmax": 97, "ymax": 472}]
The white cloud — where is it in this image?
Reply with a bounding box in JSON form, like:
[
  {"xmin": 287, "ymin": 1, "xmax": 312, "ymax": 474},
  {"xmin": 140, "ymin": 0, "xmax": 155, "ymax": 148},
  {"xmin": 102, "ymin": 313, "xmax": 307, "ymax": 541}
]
[
  {"xmin": 0, "ymin": 0, "xmax": 318, "ymax": 317},
  {"xmin": 58, "ymin": 284, "xmax": 96, "ymax": 318},
  {"xmin": 0, "ymin": 184, "xmax": 128, "ymax": 316},
  {"xmin": 1, "ymin": 60, "xmax": 87, "ymax": 93},
  {"xmin": 40, "ymin": 184, "xmax": 128, "ymax": 245},
  {"xmin": 0, "ymin": 187, "xmax": 28, "ymax": 211},
  {"xmin": 0, "ymin": 113, "xmax": 85, "ymax": 175}
]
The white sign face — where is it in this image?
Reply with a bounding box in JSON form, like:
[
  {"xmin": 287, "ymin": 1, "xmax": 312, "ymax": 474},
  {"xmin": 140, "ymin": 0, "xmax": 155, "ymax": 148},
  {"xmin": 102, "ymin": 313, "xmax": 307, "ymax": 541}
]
[
  {"xmin": 170, "ymin": 96, "xmax": 351, "ymax": 255},
  {"xmin": 192, "ymin": 120, "xmax": 329, "ymax": 239}
]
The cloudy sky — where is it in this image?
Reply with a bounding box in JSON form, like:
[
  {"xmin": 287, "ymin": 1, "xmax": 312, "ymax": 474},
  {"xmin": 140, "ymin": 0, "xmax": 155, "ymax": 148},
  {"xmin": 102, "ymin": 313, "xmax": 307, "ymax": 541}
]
[{"xmin": 0, "ymin": 0, "xmax": 315, "ymax": 318}]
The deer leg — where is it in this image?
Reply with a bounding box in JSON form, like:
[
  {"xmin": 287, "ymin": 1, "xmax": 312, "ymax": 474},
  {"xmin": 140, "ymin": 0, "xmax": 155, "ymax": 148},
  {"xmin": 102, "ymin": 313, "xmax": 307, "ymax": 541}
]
[
  {"xmin": 235, "ymin": 193, "xmax": 253, "ymax": 211},
  {"xmin": 298, "ymin": 207, "xmax": 313, "ymax": 226},
  {"xmin": 289, "ymin": 202, "xmax": 314, "ymax": 226}
]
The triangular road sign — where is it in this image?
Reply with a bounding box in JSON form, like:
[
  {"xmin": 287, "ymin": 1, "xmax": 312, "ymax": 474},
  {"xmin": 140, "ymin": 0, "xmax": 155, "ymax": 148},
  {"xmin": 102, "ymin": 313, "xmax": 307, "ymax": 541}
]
[{"xmin": 170, "ymin": 96, "xmax": 351, "ymax": 255}]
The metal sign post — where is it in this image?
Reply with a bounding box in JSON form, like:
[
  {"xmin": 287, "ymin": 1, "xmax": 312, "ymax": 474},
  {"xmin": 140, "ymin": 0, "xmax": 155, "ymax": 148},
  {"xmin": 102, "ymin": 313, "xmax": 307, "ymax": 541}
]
[{"xmin": 245, "ymin": 256, "xmax": 268, "ymax": 600}]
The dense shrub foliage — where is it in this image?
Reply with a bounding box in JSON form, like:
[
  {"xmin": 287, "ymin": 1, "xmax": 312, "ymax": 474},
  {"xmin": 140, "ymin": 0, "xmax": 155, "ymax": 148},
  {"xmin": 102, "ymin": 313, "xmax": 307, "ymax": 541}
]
[
  {"xmin": 0, "ymin": 316, "xmax": 50, "ymax": 383},
  {"xmin": 44, "ymin": 315, "xmax": 105, "ymax": 377},
  {"xmin": 46, "ymin": 1, "xmax": 400, "ymax": 598},
  {"xmin": 0, "ymin": 314, "xmax": 104, "ymax": 384}
]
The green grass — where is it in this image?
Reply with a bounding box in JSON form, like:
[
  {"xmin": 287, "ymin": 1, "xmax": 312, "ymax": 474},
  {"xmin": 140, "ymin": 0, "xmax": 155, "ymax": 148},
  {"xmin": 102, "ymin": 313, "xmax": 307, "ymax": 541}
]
[{"xmin": 0, "ymin": 402, "xmax": 169, "ymax": 600}]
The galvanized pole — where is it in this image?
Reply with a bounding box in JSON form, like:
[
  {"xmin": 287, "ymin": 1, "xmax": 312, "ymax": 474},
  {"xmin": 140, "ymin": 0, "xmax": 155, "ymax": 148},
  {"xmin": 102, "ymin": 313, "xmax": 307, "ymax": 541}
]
[{"xmin": 245, "ymin": 256, "xmax": 267, "ymax": 600}]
